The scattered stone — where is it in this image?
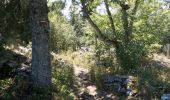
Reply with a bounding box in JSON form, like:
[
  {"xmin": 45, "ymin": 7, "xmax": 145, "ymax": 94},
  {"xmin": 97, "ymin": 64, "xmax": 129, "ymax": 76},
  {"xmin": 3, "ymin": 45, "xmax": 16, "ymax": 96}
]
[
  {"xmin": 87, "ymin": 85, "xmax": 97, "ymax": 96},
  {"xmin": 94, "ymin": 91, "xmax": 107, "ymax": 98},
  {"xmin": 57, "ymin": 58, "xmax": 65, "ymax": 65},
  {"xmin": 79, "ymin": 91, "xmax": 94, "ymax": 100},
  {"xmin": 82, "ymin": 81, "xmax": 92, "ymax": 87},
  {"xmin": 102, "ymin": 74, "xmax": 139, "ymax": 96},
  {"xmin": 0, "ymin": 52, "xmax": 31, "ymax": 79}
]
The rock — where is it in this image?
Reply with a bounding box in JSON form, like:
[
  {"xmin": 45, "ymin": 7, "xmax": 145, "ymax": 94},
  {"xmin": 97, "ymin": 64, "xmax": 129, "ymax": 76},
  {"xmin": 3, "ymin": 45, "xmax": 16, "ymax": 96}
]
[
  {"xmin": 18, "ymin": 46, "xmax": 31, "ymax": 54},
  {"xmin": 3, "ymin": 60, "xmax": 18, "ymax": 68},
  {"xmin": 103, "ymin": 74, "xmax": 121, "ymax": 84},
  {"xmin": 0, "ymin": 58, "xmax": 31, "ymax": 79},
  {"xmin": 79, "ymin": 91, "xmax": 94, "ymax": 100},
  {"xmin": 82, "ymin": 80, "xmax": 92, "ymax": 87},
  {"xmin": 57, "ymin": 58, "xmax": 65, "ymax": 65},
  {"xmin": 13, "ymin": 54, "xmax": 27, "ymax": 63},
  {"xmin": 95, "ymin": 91, "xmax": 107, "ymax": 98},
  {"xmin": 17, "ymin": 63, "xmax": 31, "ymax": 75},
  {"xmin": 86, "ymin": 85, "xmax": 97, "ymax": 96},
  {"xmin": 0, "ymin": 60, "xmax": 18, "ymax": 79},
  {"xmin": 161, "ymin": 94, "xmax": 170, "ymax": 100},
  {"xmin": 0, "ymin": 60, "xmax": 8, "ymax": 66},
  {"xmin": 106, "ymin": 93, "xmax": 116, "ymax": 98},
  {"xmin": 102, "ymin": 74, "xmax": 123, "ymax": 91},
  {"xmin": 24, "ymin": 59, "xmax": 31, "ymax": 66},
  {"xmin": 102, "ymin": 74, "xmax": 139, "ymax": 97}
]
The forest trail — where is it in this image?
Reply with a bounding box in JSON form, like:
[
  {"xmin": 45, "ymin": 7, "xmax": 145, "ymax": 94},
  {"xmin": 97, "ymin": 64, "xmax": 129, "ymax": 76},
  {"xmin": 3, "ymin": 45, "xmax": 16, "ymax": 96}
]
[
  {"xmin": 73, "ymin": 65, "xmax": 118, "ymax": 100},
  {"xmin": 54, "ymin": 51, "xmax": 119, "ymax": 99},
  {"xmin": 72, "ymin": 53, "xmax": 170, "ymax": 100},
  {"xmin": 54, "ymin": 51, "xmax": 170, "ymax": 100}
]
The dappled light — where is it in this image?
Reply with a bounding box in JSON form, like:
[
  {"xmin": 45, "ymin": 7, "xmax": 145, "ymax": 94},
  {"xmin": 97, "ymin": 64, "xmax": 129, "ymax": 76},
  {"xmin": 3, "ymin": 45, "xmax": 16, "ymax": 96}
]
[{"xmin": 0, "ymin": 0, "xmax": 170, "ymax": 99}]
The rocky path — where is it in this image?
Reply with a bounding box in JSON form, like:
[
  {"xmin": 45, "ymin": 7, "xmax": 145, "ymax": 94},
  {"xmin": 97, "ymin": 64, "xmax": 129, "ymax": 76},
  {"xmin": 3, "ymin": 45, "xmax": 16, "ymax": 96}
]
[
  {"xmin": 152, "ymin": 53, "xmax": 170, "ymax": 67},
  {"xmin": 74, "ymin": 65, "xmax": 118, "ymax": 100}
]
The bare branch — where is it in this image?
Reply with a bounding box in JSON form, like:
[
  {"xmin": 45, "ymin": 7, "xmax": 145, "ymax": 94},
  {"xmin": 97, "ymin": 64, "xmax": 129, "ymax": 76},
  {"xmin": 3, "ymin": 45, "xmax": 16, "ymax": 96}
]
[{"xmin": 104, "ymin": 0, "xmax": 116, "ymax": 35}]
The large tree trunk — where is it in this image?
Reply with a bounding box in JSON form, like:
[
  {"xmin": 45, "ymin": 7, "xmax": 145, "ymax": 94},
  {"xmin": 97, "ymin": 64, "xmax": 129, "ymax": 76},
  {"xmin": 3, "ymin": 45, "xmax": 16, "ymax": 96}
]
[{"xmin": 29, "ymin": 0, "xmax": 51, "ymax": 87}]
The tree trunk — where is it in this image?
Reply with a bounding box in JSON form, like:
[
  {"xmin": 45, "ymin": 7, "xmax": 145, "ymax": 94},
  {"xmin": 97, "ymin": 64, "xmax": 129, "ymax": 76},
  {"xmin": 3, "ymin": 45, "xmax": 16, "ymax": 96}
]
[{"xmin": 29, "ymin": 0, "xmax": 51, "ymax": 87}]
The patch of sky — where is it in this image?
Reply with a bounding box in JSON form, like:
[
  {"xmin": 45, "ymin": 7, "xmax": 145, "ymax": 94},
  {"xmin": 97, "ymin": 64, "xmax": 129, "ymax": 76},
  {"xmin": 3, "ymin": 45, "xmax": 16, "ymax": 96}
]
[{"xmin": 49, "ymin": 0, "xmax": 118, "ymax": 19}]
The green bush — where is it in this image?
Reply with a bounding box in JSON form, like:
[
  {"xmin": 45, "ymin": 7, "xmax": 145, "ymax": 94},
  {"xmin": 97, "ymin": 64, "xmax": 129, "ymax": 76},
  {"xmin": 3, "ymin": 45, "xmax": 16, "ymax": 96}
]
[
  {"xmin": 52, "ymin": 59, "xmax": 74, "ymax": 98},
  {"xmin": 116, "ymin": 41, "xmax": 147, "ymax": 70}
]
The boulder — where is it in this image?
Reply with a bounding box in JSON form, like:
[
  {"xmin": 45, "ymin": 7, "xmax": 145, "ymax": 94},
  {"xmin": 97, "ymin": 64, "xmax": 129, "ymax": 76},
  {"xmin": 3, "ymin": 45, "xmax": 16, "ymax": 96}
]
[{"xmin": 0, "ymin": 60, "xmax": 18, "ymax": 79}]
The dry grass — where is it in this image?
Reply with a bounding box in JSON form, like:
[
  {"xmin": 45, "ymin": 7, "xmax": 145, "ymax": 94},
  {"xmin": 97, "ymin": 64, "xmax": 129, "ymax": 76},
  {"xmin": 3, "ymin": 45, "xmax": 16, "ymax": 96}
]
[{"xmin": 52, "ymin": 51, "xmax": 95, "ymax": 68}]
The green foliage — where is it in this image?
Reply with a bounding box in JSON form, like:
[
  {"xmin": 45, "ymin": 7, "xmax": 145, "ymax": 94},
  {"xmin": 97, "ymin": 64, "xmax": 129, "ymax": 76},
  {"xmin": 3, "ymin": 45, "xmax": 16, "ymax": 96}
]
[
  {"xmin": 49, "ymin": 11, "xmax": 77, "ymax": 53},
  {"xmin": 0, "ymin": 78, "xmax": 13, "ymax": 92},
  {"xmin": 52, "ymin": 59, "xmax": 74, "ymax": 99},
  {"xmin": 138, "ymin": 66, "xmax": 170, "ymax": 98},
  {"xmin": 0, "ymin": 76, "xmax": 52, "ymax": 99},
  {"xmin": 0, "ymin": 0, "xmax": 30, "ymax": 46},
  {"xmin": 116, "ymin": 41, "xmax": 146, "ymax": 70}
]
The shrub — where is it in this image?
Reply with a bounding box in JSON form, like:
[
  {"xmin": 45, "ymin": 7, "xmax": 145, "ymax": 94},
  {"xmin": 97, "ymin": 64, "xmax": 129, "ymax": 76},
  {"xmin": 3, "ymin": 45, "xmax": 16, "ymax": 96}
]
[
  {"xmin": 116, "ymin": 41, "xmax": 147, "ymax": 71},
  {"xmin": 52, "ymin": 59, "xmax": 74, "ymax": 98}
]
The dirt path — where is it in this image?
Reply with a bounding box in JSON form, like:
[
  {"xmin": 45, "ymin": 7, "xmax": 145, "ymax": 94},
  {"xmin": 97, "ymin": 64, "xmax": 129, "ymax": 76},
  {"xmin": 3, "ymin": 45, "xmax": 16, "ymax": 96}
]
[
  {"xmin": 74, "ymin": 65, "xmax": 118, "ymax": 100},
  {"xmin": 152, "ymin": 53, "xmax": 170, "ymax": 67}
]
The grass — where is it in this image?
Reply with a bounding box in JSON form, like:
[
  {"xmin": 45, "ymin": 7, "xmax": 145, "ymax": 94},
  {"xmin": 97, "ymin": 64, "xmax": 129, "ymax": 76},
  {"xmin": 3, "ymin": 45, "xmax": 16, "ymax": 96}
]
[
  {"xmin": 75, "ymin": 50, "xmax": 170, "ymax": 99},
  {"xmin": 137, "ymin": 65, "xmax": 170, "ymax": 99},
  {"xmin": 1, "ymin": 48, "xmax": 170, "ymax": 99},
  {"xmin": 0, "ymin": 78, "xmax": 14, "ymax": 98},
  {"xmin": 52, "ymin": 50, "xmax": 94, "ymax": 68}
]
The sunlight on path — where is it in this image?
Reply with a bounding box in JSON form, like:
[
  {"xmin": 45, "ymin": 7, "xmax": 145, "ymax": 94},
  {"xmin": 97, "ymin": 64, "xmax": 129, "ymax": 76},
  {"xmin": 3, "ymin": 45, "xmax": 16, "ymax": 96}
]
[
  {"xmin": 73, "ymin": 65, "xmax": 118, "ymax": 100},
  {"xmin": 152, "ymin": 53, "xmax": 170, "ymax": 67}
]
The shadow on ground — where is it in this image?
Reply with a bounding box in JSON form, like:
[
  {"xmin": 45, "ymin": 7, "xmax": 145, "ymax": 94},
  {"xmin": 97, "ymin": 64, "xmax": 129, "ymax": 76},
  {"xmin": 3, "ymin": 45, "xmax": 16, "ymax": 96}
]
[{"xmin": 138, "ymin": 58, "xmax": 170, "ymax": 99}]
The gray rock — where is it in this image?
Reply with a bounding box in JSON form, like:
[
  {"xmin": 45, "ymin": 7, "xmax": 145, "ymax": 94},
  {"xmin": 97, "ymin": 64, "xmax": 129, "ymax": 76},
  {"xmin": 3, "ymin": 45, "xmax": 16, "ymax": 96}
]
[
  {"xmin": 79, "ymin": 91, "xmax": 94, "ymax": 100},
  {"xmin": 0, "ymin": 60, "xmax": 17, "ymax": 79},
  {"xmin": 0, "ymin": 60, "xmax": 8, "ymax": 67},
  {"xmin": 161, "ymin": 94, "xmax": 170, "ymax": 100}
]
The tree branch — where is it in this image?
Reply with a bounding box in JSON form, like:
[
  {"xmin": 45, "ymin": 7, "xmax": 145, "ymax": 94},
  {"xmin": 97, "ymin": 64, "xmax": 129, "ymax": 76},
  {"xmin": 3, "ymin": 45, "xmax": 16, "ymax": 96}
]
[
  {"xmin": 104, "ymin": 0, "xmax": 116, "ymax": 35},
  {"xmin": 122, "ymin": 9, "xmax": 129, "ymax": 42},
  {"xmin": 80, "ymin": 0, "xmax": 118, "ymax": 45},
  {"xmin": 112, "ymin": 0, "xmax": 131, "ymax": 42},
  {"xmin": 129, "ymin": 0, "xmax": 140, "ymax": 35}
]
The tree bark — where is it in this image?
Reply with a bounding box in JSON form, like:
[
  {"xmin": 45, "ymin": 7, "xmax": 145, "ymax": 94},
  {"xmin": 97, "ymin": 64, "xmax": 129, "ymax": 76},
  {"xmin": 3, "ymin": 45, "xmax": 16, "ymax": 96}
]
[{"xmin": 29, "ymin": 0, "xmax": 51, "ymax": 87}]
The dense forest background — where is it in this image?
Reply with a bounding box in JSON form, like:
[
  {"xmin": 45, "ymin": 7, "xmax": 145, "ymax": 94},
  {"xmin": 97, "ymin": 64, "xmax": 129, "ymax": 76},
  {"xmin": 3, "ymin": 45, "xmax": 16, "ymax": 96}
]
[{"xmin": 0, "ymin": 0, "xmax": 170, "ymax": 99}]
